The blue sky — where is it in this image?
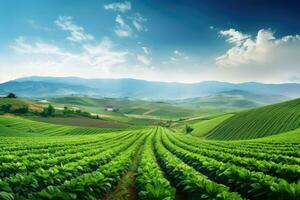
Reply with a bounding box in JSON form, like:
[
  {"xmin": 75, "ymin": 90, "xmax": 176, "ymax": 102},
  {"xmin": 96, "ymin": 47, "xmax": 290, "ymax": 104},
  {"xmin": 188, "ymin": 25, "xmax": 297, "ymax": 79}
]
[{"xmin": 1, "ymin": 0, "xmax": 300, "ymax": 83}]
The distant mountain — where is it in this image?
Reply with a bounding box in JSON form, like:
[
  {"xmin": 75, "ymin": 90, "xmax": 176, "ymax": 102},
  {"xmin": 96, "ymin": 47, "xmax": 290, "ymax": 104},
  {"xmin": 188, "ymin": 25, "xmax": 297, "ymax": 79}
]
[
  {"xmin": 217, "ymin": 90, "xmax": 289, "ymax": 104},
  {"xmin": 0, "ymin": 76, "xmax": 299, "ymax": 100},
  {"xmin": 172, "ymin": 89, "xmax": 289, "ymax": 109}
]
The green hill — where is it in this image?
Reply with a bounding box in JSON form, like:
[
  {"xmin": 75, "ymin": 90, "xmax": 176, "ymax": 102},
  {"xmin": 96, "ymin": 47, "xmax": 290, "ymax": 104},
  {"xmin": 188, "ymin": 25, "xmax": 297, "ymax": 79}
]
[
  {"xmin": 0, "ymin": 116, "xmax": 129, "ymax": 137},
  {"xmin": 49, "ymin": 96, "xmax": 212, "ymax": 119},
  {"xmin": 206, "ymin": 98, "xmax": 300, "ymax": 140},
  {"xmin": 0, "ymin": 97, "xmax": 42, "ymax": 112},
  {"xmin": 190, "ymin": 114, "xmax": 234, "ymax": 137}
]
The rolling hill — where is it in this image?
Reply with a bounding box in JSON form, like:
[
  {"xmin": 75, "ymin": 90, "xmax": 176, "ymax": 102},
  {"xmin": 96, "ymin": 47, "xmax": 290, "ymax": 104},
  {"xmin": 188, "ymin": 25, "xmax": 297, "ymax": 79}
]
[
  {"xmin": 189, "ymin": 114, "xmax": 234, "ymax": 137},
  {"xmin": 0, "ymin": 116, "xmax": 130, "ymax": 137},
  {"xmin": 0, "ymin": 97, "xmax": 42, "ymax": 112},
  {"xmin": 172, "ymin": 90, "xmax": 289, "ymax": 108},
  {"xmin": 206, "ymin": 98, "xmax": 300, "ymax": 140},
  {"xmin": 1, "ymin": 76, "xmax": 300, "ymax": 99},
  {"xmin": 48, "ymin": 96, "xmax": 208, "ymax": 119}
]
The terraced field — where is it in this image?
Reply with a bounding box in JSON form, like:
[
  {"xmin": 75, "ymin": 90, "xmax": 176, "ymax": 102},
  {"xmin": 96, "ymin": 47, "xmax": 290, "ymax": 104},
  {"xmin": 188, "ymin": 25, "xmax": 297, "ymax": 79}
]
[{"xmin": 0, "ymin": 119, "xmax": 299, "ymax": 199}]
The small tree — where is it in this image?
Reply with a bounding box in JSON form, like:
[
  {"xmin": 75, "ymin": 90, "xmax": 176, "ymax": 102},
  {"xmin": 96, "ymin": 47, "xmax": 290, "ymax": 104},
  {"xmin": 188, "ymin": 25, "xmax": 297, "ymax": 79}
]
[
  {"xmin": 15, "ymin": 105, "xmax": 29, "ymax": 114},
  {"xmin": 63, "ymin": 106, "xmax": 68, "ymax": 116},
  {"xmin": 0, "ymin": 104, "xmax": 12, "ymax": 113},
  {"xmin": 6, "ymin": 93, "xmax": 16, "ymax": 98},
  {"xmin": 42, "ymin": 104, "xmax": 55, "ymax": 117},
  {"xmin": 185, "ymin": 124, "xmax": 194, "ymax": 134}
]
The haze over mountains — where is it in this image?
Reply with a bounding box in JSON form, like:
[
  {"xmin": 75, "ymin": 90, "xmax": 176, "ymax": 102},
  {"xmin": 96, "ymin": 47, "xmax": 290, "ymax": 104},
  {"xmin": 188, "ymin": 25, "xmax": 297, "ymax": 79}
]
[{"xmin": 0, "ymin": 76, "xmax": 299, "ymax": 101}]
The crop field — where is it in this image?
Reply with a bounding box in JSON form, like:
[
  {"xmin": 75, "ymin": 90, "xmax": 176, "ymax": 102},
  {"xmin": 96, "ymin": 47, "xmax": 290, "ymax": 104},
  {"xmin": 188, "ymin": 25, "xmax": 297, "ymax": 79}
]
[
  {"xmin": 207, "ymin": 98, "xmax": 300, "ymax": 140},
  {"xmin": 0, "ymin": 117, "xmax": 299, "ymax": 200}
]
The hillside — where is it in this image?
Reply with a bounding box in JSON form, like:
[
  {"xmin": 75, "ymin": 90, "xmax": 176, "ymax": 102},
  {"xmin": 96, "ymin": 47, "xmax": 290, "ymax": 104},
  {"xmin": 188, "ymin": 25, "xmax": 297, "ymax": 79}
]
[
  {"xmin": 48, "ymin": 96, "xmax": 222, "ymax": 119},
  {"xmin": 0, "ymin": 116, "xmax": 129, "ymax": 137},
  {"xmin": 1, "ymin": 76, "xmax": 300, "ymax": 99},
  {"xmin": 206, "ymin": 98, "xmax": 300, "ymax": 140},
  {"xmin": 190, "ymin": 114, "xmax": 234, "ymax": 137},
  {"xmin": 173, "ymin": 90, "xmax": 289, "ymax": 109},
  {"xmin": 0, "ymin": 97, "xmax": 42, "ymax": 112}
]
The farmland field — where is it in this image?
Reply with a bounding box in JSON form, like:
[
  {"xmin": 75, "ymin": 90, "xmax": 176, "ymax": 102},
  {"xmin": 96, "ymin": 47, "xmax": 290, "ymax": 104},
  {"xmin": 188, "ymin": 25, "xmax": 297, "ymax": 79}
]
[
  {"xmin": 2, "ymin": 1, "xmax": 300, "ymax": 199},
  {"xmin": 0, "ymin": 114, "xmax": 299, "ymax": 200}
]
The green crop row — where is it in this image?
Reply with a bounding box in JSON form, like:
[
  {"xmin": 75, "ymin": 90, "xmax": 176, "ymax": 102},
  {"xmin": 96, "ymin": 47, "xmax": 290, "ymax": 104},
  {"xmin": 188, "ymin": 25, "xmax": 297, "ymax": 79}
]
[
  {"xmin": 162, "ymin": 129, "xmax": 300, "ymax": 199},
  {"xmin": 136, "ymin": 128, "xmax": 175, "ymax": 200},
  {"xmin": 31, "ymin": 132, "xmax": 148, "ymax": 200},
  {"xmin": 0, "ymin": 131, "xmax": 137, "ymax": 179},
  {"xmin": 179, "ymin": 134, "xmax": 300, "ymax": 166},
  {"xmin": 154, "ymin": 128, "xmax": 242, "ymax": 200},
  {"xmin": 0, "ymin": 132, "xmax": 144, "ymax": 199},
  {"xmin": 170, "ymin": 134, "xmax": 300, "ymax": 183}
]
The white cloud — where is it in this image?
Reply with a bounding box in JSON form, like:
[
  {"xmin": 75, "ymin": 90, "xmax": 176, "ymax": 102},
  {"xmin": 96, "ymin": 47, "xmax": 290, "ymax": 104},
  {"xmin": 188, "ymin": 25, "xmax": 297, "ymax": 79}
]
[
  {"xmin": 142, "ymin": 47, "xmax": 149, "ymax": 55},
  {"xmin": 55, "ymin": 16, "xmax": 94, "ymax": 42},
  {"xmin": 174, "ymin": 50, "xmax": 184, "ymax": 56},
  {"xmin": 114, "ymin": 15, "xmax": 133, "ymax": 37},
  {"xmin": 131, "ymin": 13, "xmax": 147, "ymax": 32},
  {"xmin": 215, "ymin": 28, "xmax": 300, "ymax": 82},
  {"xmin": 162, "ymin": 49, "xmax": 189, "ymax": 65},
  {"xmin": 104, "ymin": 1, "xmax": 131, "ymax": 12},
  {"xmin": 11, "ymin": 36, "xmax": 128, "ymax": 70},
  {"xmin": 137, "ymin": 54, "xmax": 151, "ymax": 65},
  {"xmin": 11, "ymin": 37, "xmax": 67, "ymax": 56},
  {"xmin": 82, "ymin": 37, "xmax": 128, "ymax": 67},
  {"xmin": 219, "ymin": 28, "xmax": 250, "ymax": 46},
  {"xmin": 172, "ymin": 50, "xmax": 189, "ymax": 61}
]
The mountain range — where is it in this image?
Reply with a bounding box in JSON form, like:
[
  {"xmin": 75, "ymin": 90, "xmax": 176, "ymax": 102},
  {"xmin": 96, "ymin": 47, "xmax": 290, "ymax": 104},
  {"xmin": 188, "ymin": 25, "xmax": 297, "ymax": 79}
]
[{"xmin": 0, "ymin": 76, "xmax": 299, "ymax": 100}]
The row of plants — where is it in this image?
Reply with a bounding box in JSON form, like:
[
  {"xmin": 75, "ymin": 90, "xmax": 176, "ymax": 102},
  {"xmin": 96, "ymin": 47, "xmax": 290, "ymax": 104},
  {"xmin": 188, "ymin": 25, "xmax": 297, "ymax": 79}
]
[
  {"xmin": 206, "ymin": 141, "xmax": 300, "ymax": 158},
  {"xmin": 0, "ymin": 132, "xmax": 143, "ymax": 199},
  {"xmin": 0, "ymin": 116, "xmax": 123, "ymax": 138},
  {"xmin": 30, "ymin": 131, "xmax": 149, "ymax": 199},
  {"xmin": 0, "ymin": 130, "xmax": 133, "ymax": 159},
  {"xmin": 168, "ymin": 133, "xmax": 300, "ymax": 183},
  {"xmin": 136, "ymin": 128, "xmax": 175, "ymax": 200},
  {"xmin": 178, "ymin": 134, "xmax": 300, "ymax": 166},
  {"xmin": 153, "ymin": 128, "xmax": 243, "ymax": 200},
  {"xmin": 0, "ymin": 132, "xmax": 113, "ymax": 151},
  {"xmin": 0, "ymin": 132, "xmax": 137, "ymax": 178},
  {"xmin": 162, "ymin": 129, "xmax": 300, "ymax": 199}
]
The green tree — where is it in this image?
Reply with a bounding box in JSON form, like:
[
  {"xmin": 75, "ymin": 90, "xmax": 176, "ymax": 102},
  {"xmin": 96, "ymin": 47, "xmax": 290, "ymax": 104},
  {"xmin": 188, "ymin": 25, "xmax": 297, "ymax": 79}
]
[
  {"xmin": 6, "ymin": 93, "xmax": 16, "ymax": 98},
  {"xmin": 185, "ymin": 124, "xmax": 194, "ymax": 134},
  {"xmin": 63, "ymin": 106, "xmax": 68, "ymax": 115},
  {"xmin": 0, "ymin": 104, "xmax": 12, "ymax": 113},
  {"xmin": 42, "ymin": 104, "xmax": 55, "ymax": 117},
  {"xmin": 15, "ymin": 105, "xmax": 29, "ymax": 114}
]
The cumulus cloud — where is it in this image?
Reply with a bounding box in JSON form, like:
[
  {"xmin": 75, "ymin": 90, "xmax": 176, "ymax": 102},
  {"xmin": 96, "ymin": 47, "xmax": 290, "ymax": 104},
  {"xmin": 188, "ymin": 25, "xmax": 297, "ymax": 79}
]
[
  {"xmin": 104, "ymin": 1, "xmax": 131, "ymax": 12},
  {"xmin": 215, "ymin": 28, "xmax": 300, "ymax": 82},
  {"xmin": 114, "ymin": 15, "xmax": 133, "ymax": 37},
  {"xmin": 219, "ymin": 28, "xmax": 250, "ymax": 46},
  {"xmin": 55, "ymin": 16, "xmax": 94, "ymax": 42}
]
